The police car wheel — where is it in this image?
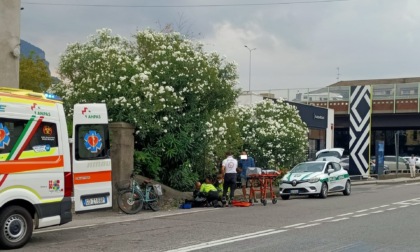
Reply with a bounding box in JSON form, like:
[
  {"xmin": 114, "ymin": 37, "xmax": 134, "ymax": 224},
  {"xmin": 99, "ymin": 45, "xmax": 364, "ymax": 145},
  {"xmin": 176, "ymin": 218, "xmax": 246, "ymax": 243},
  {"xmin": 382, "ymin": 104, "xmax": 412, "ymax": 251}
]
[
  {"xmin": 0, "ymin": 206, "xmax": 33, "ymax": 249},
  {"xmin": 343, "ymin": 180, "xmax": 351, "ymax": 196},
  {"xmin": 281, "ymin": 195, "xmax": 290, "ymax": 200},
  {"xmin": 319, "ymin": 183, "xmax": 328, "ymax": 199}
]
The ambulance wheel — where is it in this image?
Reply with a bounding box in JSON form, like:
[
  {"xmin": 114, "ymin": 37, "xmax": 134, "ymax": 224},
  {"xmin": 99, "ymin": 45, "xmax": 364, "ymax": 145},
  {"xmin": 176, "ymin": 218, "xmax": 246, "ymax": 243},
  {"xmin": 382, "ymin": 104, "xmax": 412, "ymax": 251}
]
[
  {"xmin": 272, "ymin": 198, "xmax": 278, "ymax": 204},
  {"xmin": 0, "ymin": 205, "xmax": 33, "ymax": 249}
]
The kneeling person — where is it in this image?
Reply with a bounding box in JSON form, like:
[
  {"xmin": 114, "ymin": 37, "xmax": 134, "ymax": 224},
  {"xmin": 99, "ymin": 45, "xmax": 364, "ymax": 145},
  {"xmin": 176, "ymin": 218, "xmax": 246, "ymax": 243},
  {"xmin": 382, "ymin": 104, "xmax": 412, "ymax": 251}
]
[{"xmin": 200, "ymin": 177, "xmax": 219, "ymax": 207}]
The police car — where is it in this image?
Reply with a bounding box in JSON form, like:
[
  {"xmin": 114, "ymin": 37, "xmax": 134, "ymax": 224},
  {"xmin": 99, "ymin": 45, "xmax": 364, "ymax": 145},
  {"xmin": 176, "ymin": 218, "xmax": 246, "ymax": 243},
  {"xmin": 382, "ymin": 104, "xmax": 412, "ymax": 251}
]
[{"xmin": 279, "ymin": 161, "xmax": 351, "ymax": 200}]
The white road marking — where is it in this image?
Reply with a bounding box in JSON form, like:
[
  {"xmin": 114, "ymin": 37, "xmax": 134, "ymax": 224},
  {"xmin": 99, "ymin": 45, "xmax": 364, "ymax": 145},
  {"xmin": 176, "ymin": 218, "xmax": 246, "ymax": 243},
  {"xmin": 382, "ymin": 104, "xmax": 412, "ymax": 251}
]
[
  {"xmin": 34, "ymin": 224, "xmax": 98, "ymax": 234},
  {"xmin": 295, "ymin": 223, "xmax": 321, "ymax": 229},
  {"xmin": 353, "ymin": 213, "xmax": 369, "ymax": 217},
  {"xmin": 356, "ymin": 209, "xmax": 369, "ymax": 213},
  {"xmin": 337, "ymin": 213, "xmax": 353, "ymax": 217},
  {"xmin": 310, "ymin": 217, "xmax": 334, "ymax": 222},
  {"xmin": 329, "ymin": 218, "xmax": 349, "ymax": 222},
  {"xmin": 166, "ymin": 229, "xmax": 288, "ymax": 252},
  {"xmin": 283, "ymin": 223, "xmax": 306, "ymax": 228},
  {"xmin": 34, "ymin": 208, "xmax": 220, "ymax": 234},
  {"xmin": 393, "ymin": 201, "xmax": 412, "ymax": 205},
  {"xmin": 35, "ymin": 197, "xmax": 420, "ymax": 238},
  {"xmin": 167, "ymin": 195, "xmax": 420, "ymax": 251},
  {"xmin": 371, "ymin": 210, "xmax": 384, "ymax": 214},
  {"xmin": 394, "ymin": 198, "xmax": 420, "ymax": 205}
]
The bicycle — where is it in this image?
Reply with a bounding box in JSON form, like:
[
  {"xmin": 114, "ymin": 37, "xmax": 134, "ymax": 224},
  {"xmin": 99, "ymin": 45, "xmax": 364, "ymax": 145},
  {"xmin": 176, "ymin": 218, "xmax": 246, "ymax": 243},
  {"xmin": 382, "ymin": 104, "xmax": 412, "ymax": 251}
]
[{"xmin": 117, "ymin": 173, "xmax": 159, "ymax": 214}]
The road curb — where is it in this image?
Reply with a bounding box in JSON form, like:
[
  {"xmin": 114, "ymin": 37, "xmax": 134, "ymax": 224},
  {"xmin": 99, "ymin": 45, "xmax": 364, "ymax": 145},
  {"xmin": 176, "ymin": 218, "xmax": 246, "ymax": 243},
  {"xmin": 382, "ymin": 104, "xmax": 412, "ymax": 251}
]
[{"xmin": 352, "ymin": 178, "xmax": 420, "ymax": 186}]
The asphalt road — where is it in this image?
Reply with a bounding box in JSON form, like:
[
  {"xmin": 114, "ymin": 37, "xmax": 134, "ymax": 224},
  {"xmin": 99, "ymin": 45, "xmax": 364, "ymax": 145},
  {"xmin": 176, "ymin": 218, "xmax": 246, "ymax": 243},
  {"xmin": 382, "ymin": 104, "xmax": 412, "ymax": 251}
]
[{"xmin": 20, "ymin": 182, "xmax": 420, "ymax": 252}]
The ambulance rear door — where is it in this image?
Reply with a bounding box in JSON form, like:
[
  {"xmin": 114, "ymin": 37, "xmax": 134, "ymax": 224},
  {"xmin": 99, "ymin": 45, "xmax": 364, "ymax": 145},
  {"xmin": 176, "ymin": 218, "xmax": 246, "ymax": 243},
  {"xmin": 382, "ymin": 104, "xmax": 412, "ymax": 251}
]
[{"xmin": 72, "ymin": 104, "xmax": 112, "ymax": 212}]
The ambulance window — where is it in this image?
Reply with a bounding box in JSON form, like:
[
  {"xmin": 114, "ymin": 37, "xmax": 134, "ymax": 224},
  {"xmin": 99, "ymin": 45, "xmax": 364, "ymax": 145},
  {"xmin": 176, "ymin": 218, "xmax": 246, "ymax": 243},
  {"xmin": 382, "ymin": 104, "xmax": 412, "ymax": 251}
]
[
  {"xmin": 75, "ymin": 124, "xmax": 110, "ymax": 160},
  {"xmin": 0, "ymin": 119, "xmax": 26, "ymax": 159},
  {"xmin": 27, "ymin": 122, "xmax": 58, "ymax": 151},
  {"xmin": 0, "ymin": 119, "xmax": 59, "ymax": 161}
]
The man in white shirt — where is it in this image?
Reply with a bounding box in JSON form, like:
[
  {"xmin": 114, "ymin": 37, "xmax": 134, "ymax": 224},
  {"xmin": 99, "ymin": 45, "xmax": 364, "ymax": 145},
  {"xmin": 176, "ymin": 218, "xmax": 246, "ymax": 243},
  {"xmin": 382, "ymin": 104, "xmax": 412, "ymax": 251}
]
[
  {"xmin": 221, "ymin": 151, "xmax": 238, "ymax": 206},
  {"xmin": 409, "ymin": 154, "xmax": 417, "ymax": 178}
]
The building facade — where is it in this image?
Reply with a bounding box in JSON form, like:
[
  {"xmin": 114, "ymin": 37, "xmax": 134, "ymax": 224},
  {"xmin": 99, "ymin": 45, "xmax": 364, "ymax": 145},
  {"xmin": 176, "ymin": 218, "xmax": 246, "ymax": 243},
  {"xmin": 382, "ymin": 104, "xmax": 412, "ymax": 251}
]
[{"xmin": 294, "ymin": 78, "xmax": 420, "ymax": 158}]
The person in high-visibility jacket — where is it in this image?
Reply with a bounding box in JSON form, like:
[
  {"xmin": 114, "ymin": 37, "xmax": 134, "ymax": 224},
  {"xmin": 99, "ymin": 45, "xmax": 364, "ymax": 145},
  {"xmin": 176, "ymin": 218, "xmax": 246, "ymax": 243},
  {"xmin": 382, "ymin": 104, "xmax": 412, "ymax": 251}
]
[
  {"xmin": 214, "ymin": 173, "xmax": 229, "ymax": 200},
  {"xmin": 200, "ymin": 177, "xmax": 219, "ymax": 207}
]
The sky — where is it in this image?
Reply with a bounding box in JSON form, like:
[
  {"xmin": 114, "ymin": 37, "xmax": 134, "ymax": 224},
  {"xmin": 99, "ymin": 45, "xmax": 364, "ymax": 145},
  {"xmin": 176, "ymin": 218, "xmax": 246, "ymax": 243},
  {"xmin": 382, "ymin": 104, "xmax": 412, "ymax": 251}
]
[{"xmin": 19, "ymin": 0, "xmax": 420, "ymax": 94}]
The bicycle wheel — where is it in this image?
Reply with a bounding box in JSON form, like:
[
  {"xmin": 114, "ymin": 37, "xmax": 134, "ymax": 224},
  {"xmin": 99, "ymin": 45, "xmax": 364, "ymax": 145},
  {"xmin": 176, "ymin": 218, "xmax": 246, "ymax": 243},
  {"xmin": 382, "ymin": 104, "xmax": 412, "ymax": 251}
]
[
  {"xmin": 147, "ymin": 189, "xmax": 159, "ymax": 212},
  {"xmin": 117, "ymin": 189, "xmax": 143, "ymax": 214}
]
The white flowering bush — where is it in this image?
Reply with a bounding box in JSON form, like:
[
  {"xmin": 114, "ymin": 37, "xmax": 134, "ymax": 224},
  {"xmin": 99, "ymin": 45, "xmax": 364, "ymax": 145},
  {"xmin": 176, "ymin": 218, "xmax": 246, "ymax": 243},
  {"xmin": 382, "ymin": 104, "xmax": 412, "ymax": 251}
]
[
  {"xmin": 202, "ymin": 99, "xmax": 308, "ymax": 171},
  {"xmin": 51, "ymin": 28, "xmax": 240, "ymax": 191},
  {"xmin": 231, "ymin": 99, "xmax": 308, "ymax": 168},
  {"xmin": 201, "ymin": 112, "xmax": 243, "ymax": 173}
]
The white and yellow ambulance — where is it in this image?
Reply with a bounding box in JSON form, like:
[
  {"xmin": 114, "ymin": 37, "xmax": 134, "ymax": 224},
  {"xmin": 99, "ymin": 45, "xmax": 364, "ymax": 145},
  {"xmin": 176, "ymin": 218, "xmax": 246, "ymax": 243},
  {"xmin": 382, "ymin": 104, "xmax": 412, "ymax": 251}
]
[{"xmin": 0, "ymin": 87, "xmax": 112, "ymax": 249}]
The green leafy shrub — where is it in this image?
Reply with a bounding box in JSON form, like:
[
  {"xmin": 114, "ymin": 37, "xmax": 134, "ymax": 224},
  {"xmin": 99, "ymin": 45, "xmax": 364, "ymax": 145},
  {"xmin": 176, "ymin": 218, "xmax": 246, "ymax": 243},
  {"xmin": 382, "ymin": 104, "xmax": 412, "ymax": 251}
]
[
  {"xmin": 133, "ymin": 150, "xmax": 161, "ymax": 180},
  {"xmin": 167, "ymin": 161, "xmax": 199, "ymax": 192}
]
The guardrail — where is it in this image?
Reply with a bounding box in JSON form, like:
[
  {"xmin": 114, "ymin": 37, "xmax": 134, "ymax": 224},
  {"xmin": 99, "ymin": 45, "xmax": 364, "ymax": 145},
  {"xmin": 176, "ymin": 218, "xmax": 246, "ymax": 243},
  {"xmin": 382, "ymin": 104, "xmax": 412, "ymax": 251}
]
[{"xmin": 384, "ymin": 170, "xmax": 411, "ymax": 174}]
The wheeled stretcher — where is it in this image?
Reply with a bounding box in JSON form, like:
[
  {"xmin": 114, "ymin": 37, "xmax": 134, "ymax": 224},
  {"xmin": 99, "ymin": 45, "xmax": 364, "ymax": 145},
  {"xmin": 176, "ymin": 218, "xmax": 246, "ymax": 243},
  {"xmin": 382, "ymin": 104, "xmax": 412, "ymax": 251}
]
[{"xmin": 247, "ymin": 169, "xmax": 281, "ymax": 206}]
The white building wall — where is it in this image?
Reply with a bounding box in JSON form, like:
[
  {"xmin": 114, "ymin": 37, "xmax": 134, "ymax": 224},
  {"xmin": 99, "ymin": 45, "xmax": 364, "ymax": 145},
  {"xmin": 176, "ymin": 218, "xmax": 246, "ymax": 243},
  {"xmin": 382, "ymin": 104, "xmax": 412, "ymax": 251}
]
[
  {"xmin": 326, "ymin": 108, "xmax": 335, "ymax": 149},
  {"xmin": 236, "ymin": 93, "xmax": 264, "ymax": 106}
]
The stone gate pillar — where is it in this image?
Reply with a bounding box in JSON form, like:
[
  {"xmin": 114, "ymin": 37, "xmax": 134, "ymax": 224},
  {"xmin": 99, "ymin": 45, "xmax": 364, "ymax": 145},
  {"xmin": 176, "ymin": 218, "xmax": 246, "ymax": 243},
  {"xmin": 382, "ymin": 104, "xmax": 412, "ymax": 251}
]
[
  {"xmin": 109, "ymin": 122, "xmax": 135, "ymax": 211},
  {"xmin": 0, "ymin": 0, "xmax": 21, "ymax": 88}
]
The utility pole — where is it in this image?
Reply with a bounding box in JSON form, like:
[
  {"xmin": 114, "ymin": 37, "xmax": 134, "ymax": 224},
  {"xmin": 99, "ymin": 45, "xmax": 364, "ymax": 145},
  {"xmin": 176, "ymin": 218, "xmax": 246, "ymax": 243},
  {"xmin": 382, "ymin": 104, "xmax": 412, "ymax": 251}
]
[
  {"xmin": 336, "ymin": 67, "xmax": 340, "ymax": 82},
  {"xmin": 244, "ymin": 45, "xmax": 256, "ymax": 105}
]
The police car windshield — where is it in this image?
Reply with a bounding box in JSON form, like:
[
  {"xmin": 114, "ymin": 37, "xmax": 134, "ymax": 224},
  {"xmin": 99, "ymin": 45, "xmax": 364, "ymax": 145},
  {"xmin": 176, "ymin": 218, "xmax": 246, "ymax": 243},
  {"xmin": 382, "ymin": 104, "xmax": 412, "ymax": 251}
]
[
  {"xmin": 317, "ymin": 151, "xmax": 340, "ymax": 158},
  {"xmin": 291, "ymin": 163, "xmax": 324, "ymax": 173}
]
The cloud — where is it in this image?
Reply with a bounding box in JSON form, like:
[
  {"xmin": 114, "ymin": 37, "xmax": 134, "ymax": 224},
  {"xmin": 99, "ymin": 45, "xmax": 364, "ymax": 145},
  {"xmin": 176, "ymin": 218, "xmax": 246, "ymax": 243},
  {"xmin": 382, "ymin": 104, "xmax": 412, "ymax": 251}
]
[{"xmin": 19, "ymin": 0, "xmax": 420, "ymax": 92}]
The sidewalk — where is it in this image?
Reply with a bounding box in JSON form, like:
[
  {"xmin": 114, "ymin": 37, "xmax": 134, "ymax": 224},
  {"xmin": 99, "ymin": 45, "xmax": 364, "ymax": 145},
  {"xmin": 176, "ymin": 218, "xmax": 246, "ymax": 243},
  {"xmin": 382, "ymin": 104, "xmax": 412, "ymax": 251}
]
[
  {"xmin": 351, "ymin": 175, "xmax": 420, "ymax": 185},
  {"xmin": 40, "ymin": 175, "xmax": 420, "ymax": 232}
]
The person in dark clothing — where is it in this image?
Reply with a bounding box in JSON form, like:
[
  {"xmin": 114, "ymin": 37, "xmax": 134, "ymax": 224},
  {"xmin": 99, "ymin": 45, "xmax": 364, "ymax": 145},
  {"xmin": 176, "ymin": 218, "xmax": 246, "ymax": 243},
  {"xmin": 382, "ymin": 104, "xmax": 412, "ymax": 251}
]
[
  {"xmin": 188, "ymin": 181, "xmax": 206, "ymax": 207},
  {"xmin": 238, "ymin": 150, "xmax": 256, "ymax": 202}
]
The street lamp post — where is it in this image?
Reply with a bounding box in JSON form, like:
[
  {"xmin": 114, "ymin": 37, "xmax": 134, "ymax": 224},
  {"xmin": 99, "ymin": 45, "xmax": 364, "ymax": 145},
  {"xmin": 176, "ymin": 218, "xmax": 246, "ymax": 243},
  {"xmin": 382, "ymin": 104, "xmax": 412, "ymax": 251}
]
[{"xmin": 244, "ymin": 45, "xmax": 256, "ymax": 95}]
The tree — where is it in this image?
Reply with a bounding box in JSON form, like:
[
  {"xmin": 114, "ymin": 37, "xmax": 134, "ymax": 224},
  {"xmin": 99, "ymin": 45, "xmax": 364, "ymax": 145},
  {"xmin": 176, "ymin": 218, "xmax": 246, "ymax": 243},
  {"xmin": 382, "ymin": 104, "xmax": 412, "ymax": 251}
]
[
  {"xmin": 19, "ymin": 52, "xmax": 51, "ymax": 92},
  {"xmin": 231, "ymin": 99, "xmax": 308, "ymax": 168},
  {"xmin": 50, "ymin": 28, "xmax": 240, "ymax": 191}
]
